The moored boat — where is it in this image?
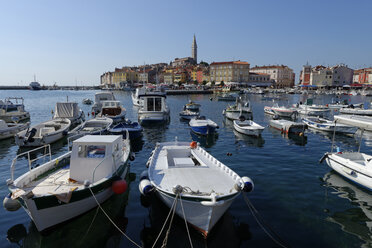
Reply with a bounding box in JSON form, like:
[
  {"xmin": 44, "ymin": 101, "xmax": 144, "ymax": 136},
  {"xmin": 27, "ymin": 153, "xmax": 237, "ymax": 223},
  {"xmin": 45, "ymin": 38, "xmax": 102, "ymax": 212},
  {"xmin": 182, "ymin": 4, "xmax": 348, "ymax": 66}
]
[
  {"xmin": 97, "ymin": 101, "xmax": 126, "ymax": 124},
  {"xmin": 233, "ymin": 119, "xmax": 264, "ymax": 137},
  {"xmin": 179, "ymin": 110, "xmax": 199, "ymax": 120},
  {"xmin": 223, "ymin": 97, "xmax": 252, "ymax": 120},
  {"xmin": 69, "ymin": 117, "xmax": 113, "ymax": 136},
  {"xmin": 269, "ymin": 119, "xmax": 307, "ymax": 134},
  {"xmin": 339, "ymin": 108, "xmax": 372, "ymax": 116},
  {"xmin": 108, "ymin": 120, "xmax": 143, "ymax": 139},
  {"xmin": 189, "ymin": 116, "xmax": 218, "ymax": 135},
  {"xmin": 270, "ymin": 104, "xmax": 298, "ymax": 118},
  {"xmin": 138, "ymin": 93, "xmax": 170, "ymax": 125},
  {"xmin": 91, "ymin": 92, "xmax": 115, "ymax": 114},
  {"xmin": 53, "ymin": 102, "xmax": 85, "ymax": 127},
  {"xmin": 185, "ymin": 100, "xmax": 201, "ymax": 111},
  {"xmin": 139, "ymin": 141, "xmax": 254, "ymax": 236},
  {"xmin": 302, "ymin": 117, "xmax": 357, "ymax": 134},
  {"xmin": 0, "ymin": 120, "xmax": 30, "ymax": 140}
]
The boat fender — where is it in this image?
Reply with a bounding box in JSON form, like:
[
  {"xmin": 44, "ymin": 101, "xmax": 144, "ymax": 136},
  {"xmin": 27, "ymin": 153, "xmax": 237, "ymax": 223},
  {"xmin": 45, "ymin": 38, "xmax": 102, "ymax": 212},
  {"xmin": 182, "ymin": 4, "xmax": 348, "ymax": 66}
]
[
  {"xmin": 140, "ymin": 170, "xmax": 149, "ymax": 181},
  {"xmin": 83, "ymin": 180, "xmax": 90, "ymax": 187},
  {"xmin": 139, "ymin": 179, "xmax": 154, "ymax": 196},
  {"xmin": 112, "ymin": 180, "xmax": 128, "ymax": 194},
  {"xmin": 3, "ymin": 193, "xmax": 21, "ymax": 211},
  {"xmin": 190, "ymin": 141, "xmax": 197, "ymax": 149},
  {"xmin": 241, "ymin": 177, "xmax": 254, "ymax": 192},
  {"xmin": 129, "ymin": 152, "xmax": 135, "ymax": 161},
  {"xmin": 91, "ymin": 111, "xmax": 95, "ymax": 116}
]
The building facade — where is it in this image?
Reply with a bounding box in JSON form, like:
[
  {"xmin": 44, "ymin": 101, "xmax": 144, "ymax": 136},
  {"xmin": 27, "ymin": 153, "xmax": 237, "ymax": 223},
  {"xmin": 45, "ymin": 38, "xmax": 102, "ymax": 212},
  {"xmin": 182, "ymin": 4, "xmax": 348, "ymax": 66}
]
[
  {"xmin": 304, "ymin": 64, "xmax": 353, "ymax": 87},
  {"xmin": 353, "ymin": 68, "xmax": 372, "ymax": 84},
  {"xmin": 250, "ymin": 65, "xmax": 295, "ymax": 88},
  {"xmin": 210, "ymin": 61, "xmax": 250, "ymax": 83},
  {"xmin": 299, "ymin": 63, "xmax": 312, "ymax": 85}
]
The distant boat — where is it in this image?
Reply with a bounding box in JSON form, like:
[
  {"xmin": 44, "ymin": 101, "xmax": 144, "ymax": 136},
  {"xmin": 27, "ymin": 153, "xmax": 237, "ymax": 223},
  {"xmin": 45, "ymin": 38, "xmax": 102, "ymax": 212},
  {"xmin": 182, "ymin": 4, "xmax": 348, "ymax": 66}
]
[
  {"xmin": 29, "ymin": 76, "xmax": 41, "ymax": 90},
  {"xmin": 185, "ymin": 100, "xmax": 201, "ymax": 111},
  {"xmin": 91, "ymin": 92, "xmax": 116, "ymax": 115},
  {"xmin": 223, "ymin": 97, "xmax": 252, "ymax": 120},
  {"xmin": 179, "ymin": 110, "xmax": 199, "ymax": 120}
]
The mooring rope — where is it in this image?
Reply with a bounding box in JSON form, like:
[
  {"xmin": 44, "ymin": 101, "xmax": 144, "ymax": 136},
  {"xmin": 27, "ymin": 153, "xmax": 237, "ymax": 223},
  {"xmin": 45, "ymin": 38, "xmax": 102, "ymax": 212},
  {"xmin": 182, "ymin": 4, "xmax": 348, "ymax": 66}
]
[
  {"xmin": 152, "ymin": 194, "xmax": 178, "ymax": 248},
  {"xmin": 88, "ymin": 187, "xmax": 141, "ymax": 248},
  {"xmin": 243, "ymin": 193, "xmax": 291, "ymax": 248},
  {"xmin": 80, "ymin": 205, "xmax": 100, "ymax": 244},
  {"xmin": 161, "ymin": 195, "xmax": 178, "ymax": 248},
  {"xmin": 179, "ymin": 195, "xmax": 194, "ymax": 248}
]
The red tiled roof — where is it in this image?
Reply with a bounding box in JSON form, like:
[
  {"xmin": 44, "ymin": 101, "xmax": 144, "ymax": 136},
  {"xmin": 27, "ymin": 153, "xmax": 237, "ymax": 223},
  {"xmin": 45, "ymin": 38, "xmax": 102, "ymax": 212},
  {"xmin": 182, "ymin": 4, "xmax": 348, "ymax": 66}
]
[{"xmin": 210, "ymin": 61, "xmax": 250, "ymax": 66}]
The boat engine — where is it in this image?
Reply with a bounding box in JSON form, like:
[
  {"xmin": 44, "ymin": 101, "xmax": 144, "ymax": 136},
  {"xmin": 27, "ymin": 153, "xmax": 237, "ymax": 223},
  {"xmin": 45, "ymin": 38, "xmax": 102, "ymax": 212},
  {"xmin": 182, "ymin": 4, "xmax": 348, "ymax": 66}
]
[{"xmin": 25, "ymin": 128, "xmax": 37, "ymax": 143}]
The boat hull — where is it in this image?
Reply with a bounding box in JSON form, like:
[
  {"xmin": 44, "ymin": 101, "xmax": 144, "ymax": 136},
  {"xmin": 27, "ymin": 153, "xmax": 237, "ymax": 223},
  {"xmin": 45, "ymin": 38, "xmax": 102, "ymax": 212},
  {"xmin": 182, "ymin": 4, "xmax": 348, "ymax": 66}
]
[
  {"xmin": 0, "ymin": 111, "xmax": 30, "ymax": 123},
  {"xmin": 233, "ymin": 121, "xmax": 263, "ymax": 136},
  {"xmin": 190, "ymin": 125, "xmax": 216, "ymax": 135},
  {"xmin": 224, "ymin": 110, "xmax": 252, "ymax": 120},
  {"xmin": 269, "ymin": 120, "xmax": 306, "ymax": 134},
  {"xmin": 302, "ymin": 118, "xmax": 357, "ymax": 134},
  {"xmin": 138, "ymin": 111, "xmax": 169, "ymax": 125}
]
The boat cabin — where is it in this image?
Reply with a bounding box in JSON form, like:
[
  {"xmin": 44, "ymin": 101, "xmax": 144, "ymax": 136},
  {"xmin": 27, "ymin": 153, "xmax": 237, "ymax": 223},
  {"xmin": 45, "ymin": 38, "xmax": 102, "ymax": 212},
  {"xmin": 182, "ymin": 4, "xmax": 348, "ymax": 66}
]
[
  {"xmin": 70, "ymin": 135, "xmax": 124, "ymax": 183},
  {"xmin": 139, "ymin": 94, "xmax": 167, "ymax": 112},
  {"xmin": 100, "ymin": 101, "xmax": 123, "ymax": 116},
  {"xmin": 94, "ymin": 92, "xmax": 115, "ymax": 103}
]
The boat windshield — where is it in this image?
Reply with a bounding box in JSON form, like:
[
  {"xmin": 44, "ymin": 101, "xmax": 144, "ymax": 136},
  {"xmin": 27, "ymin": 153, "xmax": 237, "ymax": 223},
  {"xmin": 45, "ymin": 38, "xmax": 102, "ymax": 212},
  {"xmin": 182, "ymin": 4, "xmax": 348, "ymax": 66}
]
[{"xmin": 78, "ymin": 145, "xmax": 106, "ymax": 158}]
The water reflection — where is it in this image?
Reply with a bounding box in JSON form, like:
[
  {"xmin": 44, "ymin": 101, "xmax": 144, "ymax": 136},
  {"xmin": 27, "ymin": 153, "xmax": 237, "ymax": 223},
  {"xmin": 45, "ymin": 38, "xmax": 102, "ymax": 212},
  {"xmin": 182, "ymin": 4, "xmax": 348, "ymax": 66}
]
[
  {"xmin": 307, "ymin": 129, "xmax": 359, "ymax": 149},
  {"xmin": 0, "ymin": 138, "xmax": 14, "ymax": 159},
  {"xmin": 323, "ymin": 171, "xmax": 372, "ymax": 247},
  {"xmin": 268, "ymin": 127, "xmax": 307, "ymax": 146},
  {"xmin": 142, "ymin": 125, "xmax": 168, "ymax": 145},
  {"xmin": 140, "ymin": 194, "xmax": 251, "ymax": 248},
  {"xmin": 6, "ymin": 172, "xmax": 134, "ymax": 248},
  {"xmin": 233, "ymin": 130, "xmax": 265, "ymax": 148},
  {"xmin": 190, "ymin": 131, "xmax": 218, "ymax": 148}
]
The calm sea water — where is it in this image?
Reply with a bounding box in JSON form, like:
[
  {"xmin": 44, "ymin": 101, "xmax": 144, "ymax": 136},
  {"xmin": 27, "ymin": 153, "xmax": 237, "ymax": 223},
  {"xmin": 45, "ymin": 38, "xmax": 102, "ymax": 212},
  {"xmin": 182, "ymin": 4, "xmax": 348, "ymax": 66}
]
[{"xmin": 0, "ymin": 90, "xmax": 371, "ymax": 248}]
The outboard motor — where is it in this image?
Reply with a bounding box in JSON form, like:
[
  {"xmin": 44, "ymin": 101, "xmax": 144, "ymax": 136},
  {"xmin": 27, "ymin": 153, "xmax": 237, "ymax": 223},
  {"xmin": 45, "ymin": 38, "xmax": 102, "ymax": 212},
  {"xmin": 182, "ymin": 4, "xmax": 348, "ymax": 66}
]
[
  {"xmin": 25, "ymin": 128, "xmax": 37, "ymax": 143},
  {"xmin": 238, "ymin": 115, "xmax": 246, "ymax": 122}
]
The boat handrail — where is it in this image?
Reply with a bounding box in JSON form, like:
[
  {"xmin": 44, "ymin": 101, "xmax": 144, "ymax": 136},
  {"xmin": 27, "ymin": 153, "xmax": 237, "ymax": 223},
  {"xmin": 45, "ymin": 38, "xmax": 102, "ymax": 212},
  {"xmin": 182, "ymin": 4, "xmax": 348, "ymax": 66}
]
[{"xmin": 9, "ymin": 144, "xmax": 51, "ymax": 183}]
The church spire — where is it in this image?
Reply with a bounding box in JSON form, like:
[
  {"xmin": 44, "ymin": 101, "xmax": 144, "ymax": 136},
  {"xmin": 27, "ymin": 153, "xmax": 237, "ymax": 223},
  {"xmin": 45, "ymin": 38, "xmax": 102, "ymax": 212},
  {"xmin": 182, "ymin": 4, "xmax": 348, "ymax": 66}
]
[{"xmin": 191, "ymin": 34, "xmax": 197, "ymax": 64}]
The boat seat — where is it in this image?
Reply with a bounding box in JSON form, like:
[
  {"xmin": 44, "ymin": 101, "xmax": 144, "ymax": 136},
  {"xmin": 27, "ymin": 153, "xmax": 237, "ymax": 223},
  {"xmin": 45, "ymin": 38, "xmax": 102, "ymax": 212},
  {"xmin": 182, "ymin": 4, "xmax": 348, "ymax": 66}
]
[
  {"xmin": 173, "ymin": 157, "xmax": 195, "ymax": 167},
  {"xmin": 40, "ymin": 127, "xmax": 55, "ymax": 136}
]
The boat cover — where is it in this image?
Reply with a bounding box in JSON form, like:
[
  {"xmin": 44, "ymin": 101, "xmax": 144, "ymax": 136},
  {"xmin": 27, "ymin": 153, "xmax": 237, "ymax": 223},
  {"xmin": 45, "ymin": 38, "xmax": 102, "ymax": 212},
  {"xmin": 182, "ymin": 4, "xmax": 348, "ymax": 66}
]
[
  {"xmin": 334, "ymin": 115, "xmax": 372, "ymax": 130},
  {"xmin": 54, "ymin": 102, "xmax": 80, "ymax": 118}
]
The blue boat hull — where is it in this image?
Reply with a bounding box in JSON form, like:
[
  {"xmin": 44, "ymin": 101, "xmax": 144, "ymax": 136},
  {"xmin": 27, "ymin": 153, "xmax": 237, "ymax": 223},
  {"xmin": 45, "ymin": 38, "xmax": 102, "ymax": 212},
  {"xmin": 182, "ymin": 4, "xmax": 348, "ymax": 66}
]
[
  {"xmin": 190, "ymin": 125, "xmax": 216, "ymax": 136},
  {"xmin": 109, "ymin": 122, "xmax": 143, "ymax": 139}
]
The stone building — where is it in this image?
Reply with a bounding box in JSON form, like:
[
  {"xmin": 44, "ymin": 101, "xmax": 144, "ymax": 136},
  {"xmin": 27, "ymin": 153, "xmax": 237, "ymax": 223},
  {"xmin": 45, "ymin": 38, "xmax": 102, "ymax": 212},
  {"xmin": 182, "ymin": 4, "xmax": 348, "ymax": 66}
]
[
  {"xmin": 250, "ymin": 65, "xmax": 295, "ymax": 88},
  {"xmin": 210, "ymin": 61, "xmax": 250, "ymax": 83}
]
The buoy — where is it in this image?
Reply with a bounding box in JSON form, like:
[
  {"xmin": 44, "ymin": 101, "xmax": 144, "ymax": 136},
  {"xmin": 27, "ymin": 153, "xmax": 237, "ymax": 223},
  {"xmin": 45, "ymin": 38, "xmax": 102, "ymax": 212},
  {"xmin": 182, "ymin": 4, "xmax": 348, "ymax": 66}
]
[
  {"xmin": 3, "ymin": 193, "xmax": 21, "ymax": 211},
  {"xmin": 241, "ymin": 176, "xmax": 254, "ymax": 192},
  {"xmin": 91, "ymin": 111, "xmax": 95, "ymax": 116},
  {"xmin": 139, "ymin": 179, "xmax": 153, "ymax": 196},
  {"xmin": 190, "ymin": 141, "xmax": 197, "ymax": 149},
  {"xmin": 112, "ymin": 180, "xmax": 128, "ymax": 194},
  {"xmin": 140, "ymin": 170, "xmax": 149, "ymax": 181}
]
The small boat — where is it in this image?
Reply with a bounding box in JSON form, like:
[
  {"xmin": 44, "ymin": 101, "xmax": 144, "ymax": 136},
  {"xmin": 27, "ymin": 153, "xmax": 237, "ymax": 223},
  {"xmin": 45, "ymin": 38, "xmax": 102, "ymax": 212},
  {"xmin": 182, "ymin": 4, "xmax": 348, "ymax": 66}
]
[
  {"xmin": 138, "ymin": 93, "xmax": 170, "ymax": 125},
  {"xmin": 179, "ymin": 110, "xmax": 199, "ymax": 120},
  {"xmin": 332, "ymin": 115, "xmax": 372, "ymax": 132},
  {"xmin": 302, "ymin": 117, "xmax": 357, "ymax": 134},
  {"xmin": 217, "ymin": 93, "xmax": 237, "ymax": 101},
  {"xmin": 320, "ymin": 115, "xmax": 372, "ymax": 191},
  {"xmin": 97, "ymin": 100, "xmax": 126, "ymax": 124},
  {"xmin": 4, "ymin": 135, "xmax": 131, "ymax": 232},
  {"xmin": 269, "ymin": 119, "xmax": 307, "ymax": 134},
  {"xmin": 53, "ymin": 102, "xmax": 85, "ymax": 127},
  {"xmin": 269, "ymin": 104, "xmax": 298, "ymax": 118},
  {"xmin": 223, "ymin": 97, "xmax": 252, "ymax": 120},
  {"xmin": 0, "ymin": 97, "xmax": 30, "ymax": 123},
  {"xmin": 15, "ymin": 118, "xmax": 71, "ymax": 147},
  {"xmin": 264, "ymin": 106, "xmax": 275, "ymax": 115},
  {"xmin": 233, "ymin": 118, "xmax": 264, "ymax": 137},
  {"xmin": 82, "ymin": 98, "xmax": 93, "ymax": 105},
  {"xmin": 139, "ymin": 141, "xmax": 254, "ymax": 236},
  {"xmin": 0, "ymin": 97, "xmax": 25, "ymax": 111},
  {"xmin": 91, "ymin": 92, "xmax": 115, "ymax": 114},
  {"xmin": 0, "ymin": 120, "xmax": 30, "ymax": 140},
  {"xmin": 339, "ymin": 108, "xmax": 372, "ymax": 116},
  {"xmin": 108, "ymin": 120, "xmax": 143, "ymax": 139},
  {"xmin": 185, "ymin": 100, "xmax": 201, "ymax": 111},
  {"xmin": 189, "ymin": 116, "xmax": 218, "ymax": 135},
  {"xmin": 131, "ymin": 88, "xmax": 146, "ymax": 107},
  {"xmin": 69, "ymin": 117, "xmax": 113, "ymax": 136}
]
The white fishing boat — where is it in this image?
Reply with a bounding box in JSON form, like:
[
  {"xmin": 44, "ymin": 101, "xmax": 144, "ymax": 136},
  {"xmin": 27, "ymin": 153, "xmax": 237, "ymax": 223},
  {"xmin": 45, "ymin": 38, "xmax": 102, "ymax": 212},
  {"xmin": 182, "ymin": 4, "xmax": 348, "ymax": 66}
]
[
  {"xmin": 269, "ymin": 119, "xmax": 307, "ymax": 134},
  {"xmin": 91, "ymin": 92, "xmax": 115, "ymax": 114},
  {"xmin": 97, "ymin": 101, "xmax": 126, "ymax": 124},
  {"xmin": 233, "ymin": 118, "xmax": 264, "ymax": 137},
  {"xmin": 320, "ymin": 115, "xmax": 372, "ymax": 191},
  {"xmin": 264, "ymin": 106, "xmax": 275, "ymax": 115},
  {"xmin": 15, "ymin": 118, "xmax": 71, "ymax": 147},
  {"xmin": 131, "ymin": 88, "xmax": 146, "ymax": 107},
  {"xmin": 4, "ymin": 135, "xmax": 131, "ymax": 232},
  {"xmin": 185, "ymin": 100, "xmax": 201, "ymax": 111},
  {"xmin": 69, "ymin": 117, "xmax": 113, "ymax": 136},
  {"xmin": 223, "ymin": 97, "xmax": 252, "ymax": 120},
  {"xmin": 339, "ymin": 108, "xmax": 372, "ymax": 116},
  {"xmin": 139, "ymin": 141, "xmax": 254, "ymax": 236},
  {"xmin": 331, "ymin": 115, "xmax": 372, "ymax": 132},
  {"xmin": 179, "ymin": 110, "xmax": 199, "ymax": 120},
  {"xmin": 189, "ymin": 116, "xmax": 218, "ymax": 135},
  {"xmin": 138, "ymin": 93, "xmax": 170, "ymax": 125},
  {"xmin": 53, "ymin": 102, "xmax": 85, "ymax": 127},
  {"xmin": 302, "ymin": 117, "xmax": 357, "ymax": 134},
  {"xmin": 82, "ymin": 98, "xmax": 93, "ymax": 105},
  {"xmin": 269, "ymin": 103, "xmax": 297, "ymax": 118},
  {"xmin": 0, "ymin": 120, "xmax": 30, "ymax": 140}
]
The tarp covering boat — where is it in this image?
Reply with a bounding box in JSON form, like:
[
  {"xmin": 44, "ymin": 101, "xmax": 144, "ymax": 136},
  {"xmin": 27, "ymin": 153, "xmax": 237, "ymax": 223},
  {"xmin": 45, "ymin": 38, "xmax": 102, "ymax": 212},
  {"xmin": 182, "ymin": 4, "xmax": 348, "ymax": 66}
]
[
  {"xmin": 54, "ymin": 102, "xmax": 80, "ymax": 119},
  {"xmin": 334, "ymin": 115, "xmax": 372, "ymax": 131}
]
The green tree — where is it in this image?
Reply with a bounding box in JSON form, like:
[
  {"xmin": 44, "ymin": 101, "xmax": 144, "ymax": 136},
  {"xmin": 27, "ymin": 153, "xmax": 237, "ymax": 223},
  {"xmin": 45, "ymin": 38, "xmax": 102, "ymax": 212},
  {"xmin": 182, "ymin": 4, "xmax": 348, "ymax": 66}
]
[{"xmin": 200, "ymin": 61, "xmax": 209, "ymax": 67}]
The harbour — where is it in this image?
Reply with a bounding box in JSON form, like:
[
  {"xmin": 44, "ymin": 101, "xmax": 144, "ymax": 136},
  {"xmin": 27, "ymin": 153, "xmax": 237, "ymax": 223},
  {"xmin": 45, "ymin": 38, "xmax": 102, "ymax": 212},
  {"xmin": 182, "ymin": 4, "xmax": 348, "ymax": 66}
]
[{"xmin": 1, "ymin": 89, "xmax": 372, "ymax": 247}]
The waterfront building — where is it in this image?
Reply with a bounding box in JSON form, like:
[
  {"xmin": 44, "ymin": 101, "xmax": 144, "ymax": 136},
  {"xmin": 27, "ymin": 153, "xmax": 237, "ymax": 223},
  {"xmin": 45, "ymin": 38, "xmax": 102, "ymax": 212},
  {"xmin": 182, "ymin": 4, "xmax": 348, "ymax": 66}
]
[
  {"xmin": 100, "ymin": 72, "xmax": 114, "ymax": 88},
  {"xmin": 112, "ymin": 68, "xmax": 138, "ymax": 88},
  {"xmin": 250, "ymin": 65, "xmax": 295, "ymax": 88},
  {"xmin": 248, "ymin": 73, "xmax": 274, "ymax": 87},
  {"xmin": 304, "ymin": 64, "xmax": 353, "ymax": 87},
  {"xmin": 163, "ymin": 73, "xmax": 174, "ymax": 84},
  {"xmin": 299, "ymin": 63, "xmax": 312, "ymax": 85},
  {"xmin": 174, "ymin": 71, "xmax": 187, "ymax": 84},
  {"xmin": 353, "ymin": 68, "xmax": 372, "ymax": 84},
  {"xmin": 138, "ymin": 69, "xmax": 156, "ymax": 84},
  {"xmin": 210, "ymin": 61, "xmax": 250, "ymax": 83}
]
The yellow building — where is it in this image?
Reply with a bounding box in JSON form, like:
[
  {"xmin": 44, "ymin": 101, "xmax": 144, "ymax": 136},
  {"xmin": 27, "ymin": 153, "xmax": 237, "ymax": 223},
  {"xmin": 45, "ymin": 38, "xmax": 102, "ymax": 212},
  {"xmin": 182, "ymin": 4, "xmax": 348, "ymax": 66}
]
[
  {"xmin": 191, "ymin": 70, "xmax": 197, "ymax": 82},
  {"xmin": 210, "ymin": 61, "xmax": 250, "ymax": 83},
  {"xmin": 174, "ymin": 72, "xmax": 186, "ymax": 83},
  {"xmin": 112, "ymin": 69, "xmax": 138, "ymax": 87}
]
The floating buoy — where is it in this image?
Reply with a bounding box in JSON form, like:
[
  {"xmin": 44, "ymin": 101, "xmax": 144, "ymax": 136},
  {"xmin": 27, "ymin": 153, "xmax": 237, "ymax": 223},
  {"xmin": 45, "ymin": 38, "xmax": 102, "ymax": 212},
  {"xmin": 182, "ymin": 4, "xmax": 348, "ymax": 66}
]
[
  {"xmin": 112, "ymin": 180, "xmax": 128, "ymax": 194},
  {"xmin": 3, "ymin": 193, "xmax": 21, "ymax": 211},
  {"xmin": 139, "ymin": 179, "xmax": 153, "ymax": 195},
  {"xmin": 91, "ymin": 111, "xmax": 95, "ymax": 116},
  {"xmin": 140, "ymin": 170, "xmax": 149, "ymax": 181},
  {"xmin": 190, "ymin": 141, "xmax": 197, "ymax": 149},
  {"xmin": 241, "ymin": 176, "xmax": 254, "ymax": 192}
]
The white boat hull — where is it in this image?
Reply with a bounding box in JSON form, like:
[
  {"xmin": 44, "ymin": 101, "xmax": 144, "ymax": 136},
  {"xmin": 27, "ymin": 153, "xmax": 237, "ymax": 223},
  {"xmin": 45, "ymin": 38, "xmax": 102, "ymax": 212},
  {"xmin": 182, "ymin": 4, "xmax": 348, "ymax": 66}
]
[
  {"xmin": 224, "ymin": 110, "xmax": 252, "ymax": 120},
  {"xmin": 138, "ymin": 111, "xmax": 170, "ymax": 124},
  {"xmin": 233, "ymin": 121, "xmax": 264, "ymax": 136}
]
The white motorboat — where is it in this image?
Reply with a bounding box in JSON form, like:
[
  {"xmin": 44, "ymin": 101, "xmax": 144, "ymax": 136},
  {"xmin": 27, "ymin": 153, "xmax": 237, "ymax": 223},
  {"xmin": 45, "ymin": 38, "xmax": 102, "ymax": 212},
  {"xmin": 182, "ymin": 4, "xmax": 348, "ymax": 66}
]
[
  {"xmin": 0, "ymin": 97, "xmax": 30, "ymax": 123},
  {"xmin": 269, "ymin": 103, "xmax": 297, "ymax": 118},
  {"xmin": 339, "ymin": 108, "xmax": 372, "ymax": 116},
  {"xmin": 0, "ymin": 120, "xmax": 30, "ymax": 140},
  {"xmin": 331, "ymin": 115, "xmax": 372, "ymax": 132},
  {"xmin": 185, "ymin": 100, "xmax": 201, "ymax": 111},
  {"xmin": 82, "ymin": 98, "xmax": 93, "ymax": 105},
  {"xmin": 69, "ymin": 117, "xmax": 113, "ymax": 136},
  {"xmin": 97, "ymin": 101, "xmax": 126, "ymax": 124},
  {"xmin": 131, "ymin": 88, "xmax": 146, "ymax": 107},
  {"xmin": 139, "ymin": 141, "xmax": 254, "ymax": 236},
  {"xmin": 293, "ymin": 102, "xmax": 330, "ymax": 116},
  {"xmin": 15, "ymin": 118, "xmax": 71, "ymax": 147},
  {"xmin": 91, "ymin": 92, "xmax": 115, "ymax": 114},
  {"xmin": 138, "ymin": 93, "xmax": 170, "ymax": 125},
  {"xmin": 320, "ymin": 115, "xmax": 372, "ymax": 191},
  {"xmin": 269, "ymin": 119, "xmax": 307, "ymax": 134},
  {"xmin": 302, "ymin": 117, "xmax": 357, "ymax": 134},
  {"xmin": 189, "ymin": 116, "xmax": 218, "ymax": 135},
  {"xmin": 179, "ymin": 110, "xmax": 199, "ymax": 120},
  {"xmin": 0, "ymin": 97, "xmax": 25, "ymax": 111},
  {"xmin": 264, "ymin": 106, "xmax": 275, "ymax": 115},
  {"xmin": 217, "ymin": 93, "xmax": 237, "ymax": 101},
  {"xmin": 4, "ymin": 135, "xmax": 131, "ymax": 232},
  {"xmin": 233, "ymin": 119, "xmax": 264, "ymax": 137},
  {"xmin": 53, "ymin": 102, "xmax": 85, "ymax": 127},
  {"xmin": 223, "ymin": 97, "xmax": 252, "ymax": 120}
]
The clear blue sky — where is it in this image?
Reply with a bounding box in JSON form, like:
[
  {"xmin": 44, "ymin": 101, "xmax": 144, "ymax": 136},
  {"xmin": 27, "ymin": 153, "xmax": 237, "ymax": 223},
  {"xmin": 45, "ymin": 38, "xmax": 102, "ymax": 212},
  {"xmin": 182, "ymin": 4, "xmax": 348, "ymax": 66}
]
[{"xmin": 1, "ymin": 0, "xmax": 371, "ymax": 86}]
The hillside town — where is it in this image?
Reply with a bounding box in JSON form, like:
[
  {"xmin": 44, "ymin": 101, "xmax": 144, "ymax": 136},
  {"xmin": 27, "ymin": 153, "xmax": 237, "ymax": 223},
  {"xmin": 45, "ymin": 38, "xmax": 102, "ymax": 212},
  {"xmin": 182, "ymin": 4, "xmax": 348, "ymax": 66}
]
[{"xmin": 100, "ymin": 35, "xmax": 371, "ymax": 90}]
